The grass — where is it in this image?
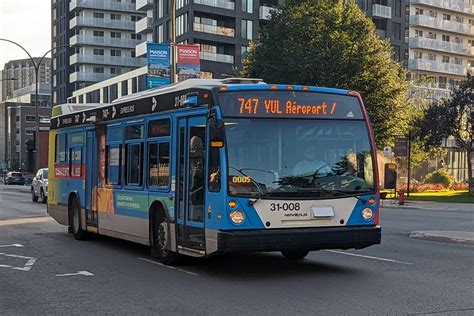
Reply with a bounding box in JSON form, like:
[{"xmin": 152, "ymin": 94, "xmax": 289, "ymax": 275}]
[{"xmin": 381, "ymin": 190, "xmax": 474, "ymax": 204}]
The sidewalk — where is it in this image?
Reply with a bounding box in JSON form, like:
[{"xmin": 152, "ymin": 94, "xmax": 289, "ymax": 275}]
[{"xmin": 381, "ymin": 199, "xmax": 473, "ymax": 212}]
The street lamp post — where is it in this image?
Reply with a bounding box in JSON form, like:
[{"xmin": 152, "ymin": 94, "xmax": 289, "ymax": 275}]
[{"xmin": 0, "ymin": 38, "xmax": 59, "ymax": 171}]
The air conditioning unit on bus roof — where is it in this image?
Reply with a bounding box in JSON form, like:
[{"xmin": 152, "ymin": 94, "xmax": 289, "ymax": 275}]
[{"xmin": 220, "ymin": 78, "xmax": 264, "ymax": 84}]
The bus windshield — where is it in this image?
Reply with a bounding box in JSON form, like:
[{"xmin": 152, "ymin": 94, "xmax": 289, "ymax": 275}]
[{"xmin": 225, "ymin": 119, "xmax": 375, "ymax": 198}]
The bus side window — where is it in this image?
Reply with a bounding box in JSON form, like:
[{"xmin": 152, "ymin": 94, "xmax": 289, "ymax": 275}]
[
  {"xmin": 126, "ymin": 143, "xmax": 143, "ymax": 186},
  {"xmin": 69, "ymin": 147, "xmax": 82, "ymax": 177},
  {"xmin": 208, "ymin": 146, "xmax": 221, "ymax": 192},
  {"xmin": 106, "ymin": 145, "xmax": 121, "ymax": 185},
  {"xmin": 148, "ymin": 142, "xmax": 170, "ymax": 189},
  {"xmin": 55, "ymin": 133, "xmax": 67, "ymax": 163}
]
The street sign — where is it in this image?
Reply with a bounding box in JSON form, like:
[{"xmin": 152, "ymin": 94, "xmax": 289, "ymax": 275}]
[{"xmin": 394, "ymin": 137, "xmax": 408, "ymax": 157}]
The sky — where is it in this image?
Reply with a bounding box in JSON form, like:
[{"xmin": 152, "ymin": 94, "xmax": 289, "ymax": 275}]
[{"xmin": 0, "ymin": 0, "xmax": 51, "ymax": 68}]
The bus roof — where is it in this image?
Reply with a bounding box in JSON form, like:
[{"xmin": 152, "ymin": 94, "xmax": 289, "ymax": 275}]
[{"xmin": 50, "ymin": 78, "xmax": 353, "ymax": 130}]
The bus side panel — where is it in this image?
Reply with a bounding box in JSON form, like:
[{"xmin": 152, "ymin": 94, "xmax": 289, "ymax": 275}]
[{"xmin": 47, "ymin": 129, "xmax": 68, "ymax": 225}]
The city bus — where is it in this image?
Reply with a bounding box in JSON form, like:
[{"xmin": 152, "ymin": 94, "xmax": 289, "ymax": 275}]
[{"xmin": 47, "ymin": 78, "xmax": 381, "ymax": 265}]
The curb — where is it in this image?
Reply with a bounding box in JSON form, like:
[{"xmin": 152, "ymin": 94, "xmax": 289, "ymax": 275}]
[{"xmin": 409, "ymin": 231, "xmax": 474, "ymax": 245}]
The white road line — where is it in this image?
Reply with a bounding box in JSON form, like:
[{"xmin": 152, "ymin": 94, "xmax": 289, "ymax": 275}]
[
  {"xmin": 56, "ymin": 271, "xmax": 94, "ymax": 277},
  {"xmin": 137, "ymin": 257, "xmax": 199, "ymax": 276},
  {"xmin": 325, "ymin": 250, "xmax": 413, "ymax": 265},
  {"xmin": 0, "ymin": 252, "xmax": 37, "ymax": 271},
  {"xmin": 0, "ymin": 244, "xmax": 24, "ymax": 248}
]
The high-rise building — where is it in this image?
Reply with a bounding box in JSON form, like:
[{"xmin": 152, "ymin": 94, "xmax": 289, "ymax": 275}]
[
  {"xmin": 51, "ymin": 0, "xmax": 147, "ymax": 105},
  {"xmin": 407, "ymin": 0, "xmax": 474, "ymax": 99},
  {"xmin": 1, "ymin": 58, "xmax": 51, "ymax": 101}
]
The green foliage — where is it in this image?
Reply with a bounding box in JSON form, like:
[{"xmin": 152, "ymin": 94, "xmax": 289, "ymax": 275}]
[
  {"xmin": 424, "ymin": 169, "xmax": 454, "ymax": 189},
  {"xmin": 241, "ymin": 0, "xmax": 410, "ymax": 148}
]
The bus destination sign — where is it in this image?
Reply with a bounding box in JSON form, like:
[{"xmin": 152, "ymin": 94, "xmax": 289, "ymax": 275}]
[{"xmin": 219, "ymin": 91, "xmax": 363, "ymax": 119}]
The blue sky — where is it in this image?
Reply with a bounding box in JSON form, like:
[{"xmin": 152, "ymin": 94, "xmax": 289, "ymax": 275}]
[{"xmin": 0, "ymin": 0, "xmax": 51, "ymax": 67}]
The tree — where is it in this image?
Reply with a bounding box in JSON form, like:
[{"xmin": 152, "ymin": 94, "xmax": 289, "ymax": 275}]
[
  {"xmin": 417, "ymin": 73, "xmax": 473, "ymax": 195},
  {"xmin": 241, "ymin": 0, "xmax": 410, "ymax": 147}
]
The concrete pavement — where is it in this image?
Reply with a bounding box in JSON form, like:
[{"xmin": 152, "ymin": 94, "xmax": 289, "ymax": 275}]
[{"xmin": 381, "ymin": 199, "xmax": 473, "ymax": 212}]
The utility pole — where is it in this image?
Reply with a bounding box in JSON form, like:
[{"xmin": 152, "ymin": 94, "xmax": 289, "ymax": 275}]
[{"xmin": 171, "ymin": 0, "xmax": 177, "ymax": 84}]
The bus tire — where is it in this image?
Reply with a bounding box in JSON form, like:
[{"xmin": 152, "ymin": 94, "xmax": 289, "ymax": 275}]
[
  {"xmin": 281, "ymin": 249, "xmax": 309, "ymax": 260},
  {"xmin": 152, "ymin": 213, "xmax": 181, "ymax": 266},
  {"xmin": 70, "ymin": 197, "xmax": 87, "ymax": 240}
]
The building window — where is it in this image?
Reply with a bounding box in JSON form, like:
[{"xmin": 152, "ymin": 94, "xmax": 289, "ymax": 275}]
[
  {"xmin": 415, "ymin": 29, "xmax": 423, "ymax": 37},
  {"xmin": 110, "ymin": 67, "xmax": 121, "ymax": 75},
  {"xmin": 176, "ymin": 0, "xmax": 189, "ymax": 10},
  {"xmin": 442, "ymin": 13, "xmax": 451, "ymax": 21},
  {"xmin": 241, "ymin": 19, "xmax": 253, "ymax": 40},
  {"xmin": 93, "ymin": 48, "xmax": 105, "ymax": 55},
  {"xmin": 25, "ymin": 115, "xmax": 36, "ymax": 122},
  {"xmin": 93, "ymin": 67, "xmax": 105, "ymax": 73},
  {"xmin": 442, "ymin": 35, "xmax": 450, "ymax": 42},
  {"xmin": 414, "ymin": 51, "xmax": 422, "ymax": 59},
  {"xmin": 200, "ymin": 71, "xmax": 213, "ymax": 79},
  {"xmin": 157, "ymin": 0, "xmax": 164, "ymax": 19},
  {"xmin": 392, "ymin": 22, "xmax": 401, "ymax": 40},
  {"xmin": 242, "ymin": 0, "xmax": 253, "ymax": 14},
  {"xmin": 93, "ymin": 12, "xmax": 104, "ymax": 19},
  {"xmin": 25, "ymin": 128, "xmax": 35, "ymax": 135},
  {"xmin": 15, "ymin": 128, "xmax": 20, "ymax": 134},
  {"xmin": 415, "ymin": 8, "xmax": 423, "ymax": 15},
  {"xmin": 111, "ymin": 31, "xmax": 122, "ymax": 38},
  {"xmin": 111, "ymin": 49, "xmax": 122, "ymax": 57},
  {"xmin": 427, "ymin": 32, "xmax": 436, "ymax": 40},
  {"xmin": 442, "ymin": 55, "xmax": 450, "ymax": 63},
  {"xmin": 454, "ymin": 57, "xmax": 462, "ymax": 65},
  {"xmin": 427, "ymin": 53, "xmax": 436, "ymax": 61},
  {"xmin": 111, "ymin": 13, "xmax": 121, "ymax": 20},
  {"xmin": 131, "ymin": 33, "xmax": 142, "ymax": 40},
  {"xmin": 15, "ymin": 116, "xmax": 20, "ymax": 122},
  {"xmin": 176, "ymin": 13, "xmax": 188, "ymax": 37}
]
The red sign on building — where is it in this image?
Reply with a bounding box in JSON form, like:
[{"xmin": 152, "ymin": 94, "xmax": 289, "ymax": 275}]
[{"xmin": 177, "ymin": 44, "xmax": 200, "ymax": 81}]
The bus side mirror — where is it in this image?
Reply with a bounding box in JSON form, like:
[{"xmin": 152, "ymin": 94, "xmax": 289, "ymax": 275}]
[
  {"xmin": 384, "ymin": 163, "xmax": 397, "ymax": 189},
  {"xmin": 209, "ymin": 117, "xmax": 225, "ymax": 148}
]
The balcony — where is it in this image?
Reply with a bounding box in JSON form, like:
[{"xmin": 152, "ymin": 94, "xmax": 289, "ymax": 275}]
[
  {"xmin": 136, "ymin": 17, "xmax": 153, "ymax": 34},
  {"xmin": 193, "ymin": 23, "xmax": 235, "ymax": 37},
  {"xmin": 409, "ymin": 85, "xmax": 451, "ymax": 100},
  {"xmin": 70, "ymin": 16, "xmax": 135, "ymax": 30},
  {"xmin": 410, "ymin": 0, "xmax": 472, "ymax": 14},
  {"xmin": 408, "ymin": 59, "xmax": 467, "ymax": 76},
  {"xmin": 69, "ymin": 71, "xmax": 113, "ymax": 83},
  {"xmin": 200, "ymin": 51, "xmax": 234, "ymax": 64},
  {"xmin": 70, "ymin": 35, "xmax": 142, "ymax": 48},
  {"xmin": 70, "ymin": 0, "xmax": 136, "ymax": 12},
  {"xmin": 410, "ymin": 15, "xmax": 472, "ymax": 35},
  {"xmin": 136, "ymin": 0, "xmax": 153, "ymax": 11},
  {"xmin": 135, "ymin": 41, "xmax": 148, "ymax": 57},
  {"xmin": 193, "ymin": 0, "xmax": 235, "ymax": 10},
  {"xmin": 70, "ymin": 53, "xmax": 147, "ymax": 67},
  {"xmin": 372, "ymin": 4, "xmax": 392, "ymax": 19},
  {"xmin": 259, "ymin": 6, "xmax": 281, "ymax": 20},
  {"xmin": 409, "ymin": 37, "xmax": 471, "ymax": 56}
]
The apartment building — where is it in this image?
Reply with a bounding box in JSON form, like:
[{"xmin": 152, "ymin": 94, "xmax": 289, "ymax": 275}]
[
  {"xmin": 408, "ymin": 0, "xmax": 474, "ymax": 98},
  {"xmin": 51, "ymin": 0, "xmax": 147, "ymax": 105},
  {"xmin": 1, "ymin": 58, "xmax": 51, "ymax": 101}
]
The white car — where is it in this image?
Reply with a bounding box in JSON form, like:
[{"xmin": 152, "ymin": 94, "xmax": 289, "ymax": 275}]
[{"xmin": 31, "ymin": 168, "xmax": 48, "ymax": 203}]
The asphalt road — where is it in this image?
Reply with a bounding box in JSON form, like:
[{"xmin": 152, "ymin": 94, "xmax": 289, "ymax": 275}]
[{"xmin": 0, "ymin": 185, "xmax": 473, "ymax": 315}]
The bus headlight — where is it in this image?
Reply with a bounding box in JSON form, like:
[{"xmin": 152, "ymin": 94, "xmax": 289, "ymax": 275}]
[
  {"xmin": 229, "ymin": 210, "xmax": 245, "ymax": 224},
  {"xmin": 362, "ymin": 208, "xmax": 373, "ymax": 220}
]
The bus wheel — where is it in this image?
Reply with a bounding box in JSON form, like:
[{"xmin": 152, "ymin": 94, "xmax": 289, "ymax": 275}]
[
  {"xmin": 281, "ymin": 250, "xmax": 309, "ymax": 260},
  {"xmin": 152, "ymin": 215, "xmax": 180, "ymax": 266},
  {"xmin": 70, "ymin": 197, "xmax": 87, "ymax": 240}
]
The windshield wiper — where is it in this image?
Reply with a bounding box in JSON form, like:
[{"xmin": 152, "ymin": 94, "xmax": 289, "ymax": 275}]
[{"xmin": 229, "ymin": 167, "xmax": 265, "ymax": 199}]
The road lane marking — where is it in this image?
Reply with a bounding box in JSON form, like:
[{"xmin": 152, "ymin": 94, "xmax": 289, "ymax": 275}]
[
  {"xmin": 56, "ymin": 271, "xmax": 94, "ymax": 277},
  {"xmin": 0, "ymin": 244, "xmax": 24, "ymax": 248},
  {"xmin": 0, "ymin": 216, "xmax": 53, "ymax": 226},
  {"xmin": 325, "ymin": 250, "xmax": 413, "ymax": 265},
  {"xmin": 0, "ymin": 252, "xmax": 37, "ymax": 271},
  {"xmin": 137, "ymin": 257, "xmax": 199, "ymax": 276}
]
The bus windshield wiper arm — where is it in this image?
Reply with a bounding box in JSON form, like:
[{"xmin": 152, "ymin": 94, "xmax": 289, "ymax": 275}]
[{"xmin": 229, "ymin": 167, "xmax": 265, "ymax": 200}]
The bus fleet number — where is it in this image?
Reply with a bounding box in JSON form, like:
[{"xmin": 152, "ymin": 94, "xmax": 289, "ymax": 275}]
[{"xmin": 270, "ymin": 203, "xmax": 301, "ymax": 212}]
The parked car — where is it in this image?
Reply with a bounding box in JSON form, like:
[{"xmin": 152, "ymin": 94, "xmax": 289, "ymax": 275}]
[
  {"xmin": 4, "ymin": 172, "xmax": 25, "ymax": 185},
  {"xmin": 23, "ymin": 173, "xmax": 34, "ymax": 185},
  {"xmin": 31, "ymin": 168, "xmax": 48, "ymax": 203}
]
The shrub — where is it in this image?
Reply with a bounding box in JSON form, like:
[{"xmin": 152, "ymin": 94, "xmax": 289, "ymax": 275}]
[
  {"xmin": 450, "ymin": 182, "xmax": 469, "ymax": 191},
  {"xmin": 424, "ymin": 169, "xmax": 454, "ymax": 189}
]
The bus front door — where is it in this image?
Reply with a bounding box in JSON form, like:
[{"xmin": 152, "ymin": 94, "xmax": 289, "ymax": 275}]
[
  {"xmin": 176, "ymin": 116, "xmax": 206, "ymax": 252},
  {"xmin": 85, "ymin": 129, "xmax": 98, "ymax": 230}
]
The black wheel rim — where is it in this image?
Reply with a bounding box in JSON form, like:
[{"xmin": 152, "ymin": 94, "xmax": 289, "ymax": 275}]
[{"xmin": 157, "ymin": 220, "xmax": 169, "ymax": 256}]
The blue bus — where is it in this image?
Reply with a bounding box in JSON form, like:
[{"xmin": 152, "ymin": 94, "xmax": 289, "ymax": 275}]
[{"xmin": 48, "ymin": 78, "xmax": 380, "ymax": 265}]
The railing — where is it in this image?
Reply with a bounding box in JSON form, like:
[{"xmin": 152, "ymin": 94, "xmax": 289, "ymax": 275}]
[
  {"xmin": 410, "ymin": 0, "xmax": 472, "ymax": 14},
  {"xmin": 408, "ymin": 59, "xmax": 467, "ymax": 76},
  {"xmin": 69, "ymin": 72, "xmax": 113, "ymax": 83},
  {"xmin": 69, "ymin": 35, "xmax": 142, "ymax": 48},
  {"xmin": 70, "ymin": 17, "xmax": 135, "ymax": 30},
  {"xmin": 200, "ymin": 51, "xmax": 234, "ymax": 63},
  {"xmin": 408, "ymin": 85, "xmax": 451, "ymax": 100},
  {"xmin": 193, "ymin": 23, "xmax": 235, "ymax": 37},
  {"xmin": 410, "ymin": 15, "xmax": 471, "ymax": 35},
  {"xmin": 193, "ymin": 0, "xmax": 235, "ymax": 10},
  {"xmin": 372, "ymin": 4, "xmax": 392, "ymax": 19},
  {"xmin": 259, "ymin": 6, "xmax": 280, "ymax": 20},
  {"xmin": 409, "ymin": 37, "xmax": 471, "ymax": 56},
  {"xmin": 136, "ymin": 17, "xmax": 153, "ymax": 34},
  {"xmin": 136, "ymin": 0, "xmax": 153, "ymax": 11},
  {"xmin": 70, "ymin": 54, "xmax": 147, "ymax": 67},
  {"xmin": 135, "ymin": 41, "xmax": 148, "ymax": 57},
  {"xmin": 70, "ymin": 0, "xmax": 136, "ymax": 12}
]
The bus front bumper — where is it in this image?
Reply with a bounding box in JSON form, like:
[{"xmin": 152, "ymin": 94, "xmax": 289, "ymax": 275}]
[{"xmin": 216, "ymin": 226, "xmax": 381, "ymax": 253}]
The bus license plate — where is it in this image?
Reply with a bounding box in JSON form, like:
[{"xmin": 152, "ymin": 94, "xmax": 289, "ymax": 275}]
[{"xmin": 311, "ymin": 206, "xmax": 334, "ymax": 218}]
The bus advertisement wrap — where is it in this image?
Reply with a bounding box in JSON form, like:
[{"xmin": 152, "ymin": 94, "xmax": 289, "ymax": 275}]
[{"xmin": 147, "ymin": 43, "xmax": 171, "ymax": 89}]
